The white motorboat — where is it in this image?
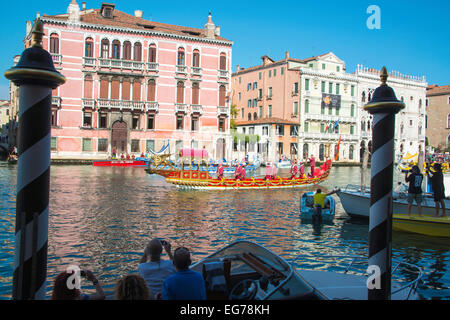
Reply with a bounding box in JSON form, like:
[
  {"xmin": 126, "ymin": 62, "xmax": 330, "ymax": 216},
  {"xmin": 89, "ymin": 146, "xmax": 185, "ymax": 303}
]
[
  {"xmin": 337, "ymin": 184, "xmax": 450, "ymax": 219},
  {"xmin": 275, "ymin": 160, "xmax": 292, "ymax": 169},
  {"xmin": 190, "ymin": 240, "xmax": 422, "ymax": 300}
]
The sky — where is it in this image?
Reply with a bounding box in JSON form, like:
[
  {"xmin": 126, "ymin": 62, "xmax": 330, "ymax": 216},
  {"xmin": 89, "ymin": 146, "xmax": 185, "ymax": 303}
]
[{"xmin": 0, "ymin": 0, "xmax": 449, "ymax": 100}]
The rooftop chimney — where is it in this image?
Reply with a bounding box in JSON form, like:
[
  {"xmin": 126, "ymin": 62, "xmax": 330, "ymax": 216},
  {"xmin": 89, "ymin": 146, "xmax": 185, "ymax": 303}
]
[
  {"xmin": 82, "ymin": 2, "xmax": 86, "ymax": 10},
  {"xmin": 67, "ymin": 0, "xmax": 81, "ymax": 22},
  {"xmin": 204, "ymin": 12, "xmax": 216, "ymax": 39},
  {"xmin": 26, "ymin": 21, "xmax": 32, "ymax": 36},
  {"xmin": 285, "ymin": 51, "xmax": 289, "ymax": 59},
  {"xmin": 134, "ymin": 10, "xmax": 143, "ymax": 18},
  {"xmin": 237, "ymin": 65, "xmax": 240, "ymax": 72},
  {"xmin": 214, "ymin": 26, "xmax": 221, "ymax": 37}
]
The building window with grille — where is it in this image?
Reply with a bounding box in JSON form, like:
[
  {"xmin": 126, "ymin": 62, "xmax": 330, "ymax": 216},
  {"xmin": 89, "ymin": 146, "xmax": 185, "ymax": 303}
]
[
  {"xmin": 51, "ymin": 137, "xmax": 57, "ymax": 151},
  {"xmin": 304, "ymin": 79, "xmax": 309, "ymax": 91},
  {"xmin": 123, "ymin": 41, "xmax": 132, "ymax": 60},
  {"xmin": 101, "ymin": 39, "xmax": 109, "ymax": 58},
  {"xmin": 220, "ymin": 53, "xmax": 227, "ymax": 70},
  {"xmin": 193, "ymin": 49, "xmax": 200, "ymax": 67},
  {"xmin": 218, "ymin": 117, "xmax": 226, "ymax": 132},
  {"xmin": 351, "ymin": 104, "xmax": 355, "ymax": 117},
  {"xmin": 290, "ymin": 125, "xmax": 298, "ymax": 137},
  {"xmin": 85, "ymin": 38, "xmax": 94, "ymax": 57},
  {"xmin": 98, "ymin": 138, "xmax": 108, "ymax": 152},
  {"xmin": 192, "ymin": 82, "xmax": 200, "ymax": 105},
  {"xmin": 336, "ymin": 83, "xmax": 340, "ymax": 95},
  {"xmin": 268, "ymin": 105, "xmax": 272, "ymax": 117},
  {"xmin": 131, "ymin": 139, "xmax": 140, "ymax": 153},
  {"xmin": 177, "ymin": 48, "xmax": 185, "ymax": 66},
  {"xmin": 82, "ymin": 138, "xmax": 92, "ymax": 152},
  {"xmin": 132, "ymin": 114, "xmax": 140, "ymax": 130},
  {"xmin": 50, "ymin": 33, "xmax": 59, "ymax": 54},
  {"xmin": 176, "ymin": 114, "xmax": 184, "ymax": 130},
  {"xmin": 149, "ymin": 44, "xmax": 157, "ymax": 63},
  {"xmin": 276, "ymin": 125, "xmax": 284, "ymax": 136},
  {"xmin": 177, "ymin": 81, "xmax": 184, "ymax": 104},
  {"xmin": 99, "ymin": 112, "xmax": 107, "ymax": 128},
  {"xmin": 83, "ymin": 112, "xmax": 92, "ymax": 127},
  {"xmin": 147, "ymin": 114, "xmax": 155, "ymax": 130},
  {"xmin": 321, "ymin": 81, "xmax": 325, "ymax": 93},
  {"xmin": 219, "ymin": 85, "xmax": 226, "ymax": 107},
  {"xmin": 351, "ymin": 85, "xmax": 355, "ymax": 97},
  {"xmin": 329, "ymin": 82, "xmax": 333, "ymax": 94},
  {"xmin": 112, "ymin": 40, "xmax": 121, "ymax": 59},
  {"xmin": 191, "ymin": 116, "xmax": 199, "ymax": 131},
  {"xmin": 146, "ymin": 140, "xmax": 155, "ymax": 153}
]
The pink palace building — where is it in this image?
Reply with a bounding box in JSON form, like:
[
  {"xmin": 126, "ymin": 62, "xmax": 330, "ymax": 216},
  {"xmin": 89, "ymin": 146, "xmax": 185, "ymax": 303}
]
[{"xmin": 24, "ymin": 1, "xmax": 233, "ymax": 160}]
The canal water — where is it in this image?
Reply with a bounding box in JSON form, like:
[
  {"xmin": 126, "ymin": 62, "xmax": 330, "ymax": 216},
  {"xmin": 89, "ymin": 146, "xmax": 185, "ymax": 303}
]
[{"xmin": 0, "ymin": 163, "xmax": 448, "ymax": 300}]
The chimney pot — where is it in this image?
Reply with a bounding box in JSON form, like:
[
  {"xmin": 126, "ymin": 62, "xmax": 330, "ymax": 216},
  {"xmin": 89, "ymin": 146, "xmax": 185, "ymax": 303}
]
[
  {"xmin": 82, "ymin": 2, "xmax": 86, "ymax": 10},
  {"xmin": 237, "ymin": 65, "xmax": 240, "ymax": 72},
  {"xmin": 134, "ymin": 10, "xmax": 143, "ymax": 18},
  {"xmin": 285, "ymin": 51, "xmax": 289, "ymax": 59}
]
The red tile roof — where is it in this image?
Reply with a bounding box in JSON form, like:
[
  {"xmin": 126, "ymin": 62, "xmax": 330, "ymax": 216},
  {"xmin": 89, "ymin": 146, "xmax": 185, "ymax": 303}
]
[
  {"xmin": 427, "ymin": 85, "xmax": 450, "ymax": 96},
  {"xmin": 43, "ymin": 7, "xmax": 231, "ymax": 43},
  {"xmin": 235, "ymin": 117, "xmax": 299, "ymax": 126}
]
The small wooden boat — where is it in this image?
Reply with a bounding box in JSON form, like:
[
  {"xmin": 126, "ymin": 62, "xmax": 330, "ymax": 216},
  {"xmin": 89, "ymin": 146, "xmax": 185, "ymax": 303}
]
[
  {"xmin": 300, "ymin": 192, "xmax": 335, "ymax": 222},
  {"xmin": 92, "ymin": 160, "xmax": 147, "ymax": 167},
  {"xmin": 190, "ymin": 240, "xmax": 422, "ymax": 300},
  {"xmin": 393, "ymin": 214, "xmax": 450, "ymax": 237}
]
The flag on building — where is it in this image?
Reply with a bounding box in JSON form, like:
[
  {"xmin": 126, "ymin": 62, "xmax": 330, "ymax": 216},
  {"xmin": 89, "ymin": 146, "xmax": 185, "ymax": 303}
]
[
  {"xmin": 333, "ymin": 119, "xmax": 340, "ymax": 129},
  {"xmin": 334, "ymin": 135, "xmax": 342, "ymax": 161}
]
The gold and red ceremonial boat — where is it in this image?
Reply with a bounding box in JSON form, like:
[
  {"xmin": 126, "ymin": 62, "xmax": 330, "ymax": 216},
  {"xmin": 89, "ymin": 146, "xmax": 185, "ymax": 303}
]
[{"xmin": 148, "ymin": 158, "xmax": 333, "ymax": 190}]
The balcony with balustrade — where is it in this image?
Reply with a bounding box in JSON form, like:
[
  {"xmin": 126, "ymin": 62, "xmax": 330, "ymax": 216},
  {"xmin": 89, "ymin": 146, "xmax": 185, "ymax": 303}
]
[
  {"xmin": 175, "ymin": 103, "xmax": 188, "ymax": 114},
  {"xmin": 300, "ymin": 131, "xmax": 358, "ymax": 141},
  {"xmin": 218, "ymin": 70, "xmax": 229, "ymax": 79},
  {"xmin": 98, "ymin": 58, "xmax": 145, "ymax": 72},
  {"xmin": 82, "ymin": 57, "xmax": 97, "ymax": 68},
  {"xmin": 52, "ymin": 96, "xmax": 61, "ymax": 108},
  {"xmin": 190, "ymin": 104, "xmax": 203, "ymax": 115},
  {"xmin": 191, "ymin": 67, "xmax": 202, "ymax": 77},
  {"xmin": 97, "ymin": 99, "xmax": 145, "ymax": 111},
  {"xmin": 147, "ymin": 62, "xmax": 159, "ymax": 73},
  {"xmin": 82, "ymin": 98, "xmax": 95, "ymax": 110},
  {"xmin": 303, "ymin": 113, "xmax": 356, "ymax": 123},
  {"xmin": 51, "ymin": 54, "xmax": 62, "ymax": 67},
  {"xmin": 145, "ymin": 101, "xmax": 159, "ymax": 113},
  {"xmin": 218, "ymin": 106, "xmax": 229, "ymax": 117},
  {"xmin": 176, "ymin": 65, "xmax": 188, "ymax": 75}
]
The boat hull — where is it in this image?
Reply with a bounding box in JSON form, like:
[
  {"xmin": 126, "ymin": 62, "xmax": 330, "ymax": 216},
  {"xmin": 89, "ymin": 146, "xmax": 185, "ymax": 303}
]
[
  {"xmin": 337, "ymin": 188, "xmax": 450, "ymax": 218},
  {"xmin": 393, "ymin": 215, "xmax": 450, "ymax": 237},
  {"xmin": 300, "ymin": 192, "xmax": 335, "ymax": 222}
]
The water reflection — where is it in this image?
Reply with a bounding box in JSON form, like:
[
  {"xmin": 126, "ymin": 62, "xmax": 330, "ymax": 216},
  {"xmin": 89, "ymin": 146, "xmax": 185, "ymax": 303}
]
[{"xmin": 0, "ymin": 164, "xmax": 448, "ymax": 299}]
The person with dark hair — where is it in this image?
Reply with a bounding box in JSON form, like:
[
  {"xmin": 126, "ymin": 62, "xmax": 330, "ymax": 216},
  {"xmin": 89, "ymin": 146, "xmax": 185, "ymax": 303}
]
[
  {"xmin": 51, "ymin": 269, "xmax": 105, "ymax": 300},
  {"xmin": 138, "ymin": 239, "xmax": 175, "ymax": 299},
  {"xmin": 162, "ymin": 247, "xmax": 206, "ymax": 300},
  {"xmin": 313, "ymin": 188, "xmax": 339, "ymax": 221},
  {"xmin": 405, "ymin": 165, "xmax": 423, "ymax": 216},
  {"xmin": 115, "ymin": 274, "xmax": 151, "ymax": 300},
  {"xmin": 427, "ymin": 163, "xmax": 446, "ymax": 217}
]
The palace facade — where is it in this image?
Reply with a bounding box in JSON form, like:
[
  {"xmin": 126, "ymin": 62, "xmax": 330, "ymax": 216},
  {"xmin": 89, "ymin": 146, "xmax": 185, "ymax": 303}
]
[{"xmin": 22, "ymin": 1, "xmax": 233, "ymax": 160}]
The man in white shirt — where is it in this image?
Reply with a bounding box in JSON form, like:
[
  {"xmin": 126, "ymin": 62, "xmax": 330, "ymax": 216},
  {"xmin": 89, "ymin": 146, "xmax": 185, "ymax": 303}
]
[{"xmin": 138, "ymin": 239, "xmax": 176, "ymax": 299}]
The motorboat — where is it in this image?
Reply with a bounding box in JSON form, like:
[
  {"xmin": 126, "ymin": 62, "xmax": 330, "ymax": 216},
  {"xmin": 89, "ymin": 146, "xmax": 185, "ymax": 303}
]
[
  {"xmin": 393, "ymin": 214, "xmax": 450, "ymax": 237},
  {"xmin": 190, "ymin": 240, "xmax": 422, "ymax": 300},
  {"xmin": 275, "ymin": 159, "xmax": 292, "ymax": 169},
  {"xmin": 300, "ymin": 192, "xmax": 335, "ymax": 222},
  {"xmin": 336, "ymin": 184, "xmax": 450, "ymax": 219}
]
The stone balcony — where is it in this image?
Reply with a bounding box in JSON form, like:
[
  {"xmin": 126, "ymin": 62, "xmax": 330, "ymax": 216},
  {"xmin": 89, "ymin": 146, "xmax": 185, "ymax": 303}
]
[
  {"xmin": 175, "ymin": 103, "xmax": 188, "ymax": 114},
  {"xmin": 190, "ymin": 104, "xmax": 203, "ymax": 115},
  {"xmin": 218, "ymin": 70, "xmax": 229, "ymax": 79},
  {"xmin": 97, "ymin": 99, "xmax": 145, "ymax": 111},
  {"xmin": 300, "ymin": 132, "xmax": 359, "ymax": 141},
  {"xmin": 176, "ymin": 65, "xmax": 188, "ymax": 74},
  {"xmin": 51, "ymin": 96, "xmax": 61, "ymax": 108},
  {"xmin": 147, "ymin": 62, "xmax": 159, "ymax": 72},
  {"xmin": 51, "ymin": 54, "xmax": 62, "ymax": 66},
  {"xmin": 145, "ymin": 101, "xmax": 159, "ymax": 113},
  {"xmin": 191, "ymin": 67, "xmax": 202, "ymax": 76},
  {"xmin": 98, "ymin": 58, "xmax": 145, "ymax": 71},
  {"xmin": 218, "ymin": 106, "xmax": 229, "ymax": 116},
  {"xmin": 303, "ymin": 113, "xmax": 357, "ymax": 123},
  {"xmin": 81, "ymin": 98, "xmax": 95, "ymax": 109}
]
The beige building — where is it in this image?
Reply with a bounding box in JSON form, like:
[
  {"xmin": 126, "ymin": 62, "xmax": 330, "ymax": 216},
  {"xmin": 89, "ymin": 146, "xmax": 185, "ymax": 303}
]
[{"xmin": 426, "ymin": 85, "xmax": 450, "ymax": 149}]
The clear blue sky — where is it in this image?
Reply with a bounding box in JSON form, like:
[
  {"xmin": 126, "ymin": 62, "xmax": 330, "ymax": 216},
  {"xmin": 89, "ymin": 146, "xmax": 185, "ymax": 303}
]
[{"xmin": 0, "ymin": 0, "xmax": 449, "ymax": 99}]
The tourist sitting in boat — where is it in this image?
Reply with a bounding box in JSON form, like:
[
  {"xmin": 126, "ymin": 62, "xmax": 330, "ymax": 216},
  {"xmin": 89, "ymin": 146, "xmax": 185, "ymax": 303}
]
[
  {"xmin": 115, "ymin": 274, "xmax": 151, "ymax": 300},
  {"xmin": 138, "ymin": 239, "xmax": 176, "ymax": 299},
  {"xmin": 313, "ymin": 188, "xmax": 340, "ymax": 222},
  {"xmin": 217, "ymin": 163, "xmax": 224, "ymax": 180},
  {"xmin": 290, "ymin": 160, "xmax": 298, "ymax": 179},
  {"xmin": 51, "ymin": 269, "xmax": 105, "ymax": 300},
  {"xmin": 162, "ymin": 247, "xmax": 206, "ymax": 300}
]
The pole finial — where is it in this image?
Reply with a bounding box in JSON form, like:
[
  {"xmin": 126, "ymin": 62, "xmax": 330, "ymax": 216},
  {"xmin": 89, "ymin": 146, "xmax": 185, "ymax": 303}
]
[
  {"xmin": 31, "ymin": 19, "xmax": 44, "ymax": 48},
  {"xmin": 380, "ymin": 66, "xmax": 388, "ymax": 86}
]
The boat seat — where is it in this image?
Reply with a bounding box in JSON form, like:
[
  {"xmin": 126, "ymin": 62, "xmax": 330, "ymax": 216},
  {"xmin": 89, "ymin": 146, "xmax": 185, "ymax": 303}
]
[
  {"xmin": 202, "ymin": 259, "xmax": 231, "ymax": 300},
  {"xmin": 305, "ymin": 196, "xmax": 315, "ymax": 208}
]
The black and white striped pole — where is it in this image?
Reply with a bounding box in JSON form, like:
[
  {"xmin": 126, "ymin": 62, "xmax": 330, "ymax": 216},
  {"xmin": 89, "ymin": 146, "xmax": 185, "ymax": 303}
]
[
  {"xmin": 4, "ymin": 20, "xmax": 65, "ymax": 300},
  {"xmin": 363, "ymin": 67, "xmax": 404, "ymax": 300}
]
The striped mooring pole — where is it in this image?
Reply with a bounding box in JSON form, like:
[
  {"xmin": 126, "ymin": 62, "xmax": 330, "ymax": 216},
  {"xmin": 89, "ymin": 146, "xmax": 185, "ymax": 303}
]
[
  {"xmin": 4, "ymin": 19, "xmax": 65, "ymax": 300},
  {"xmin": 363, "ymin": 67, "xmax": 404, "ymax": 300}
]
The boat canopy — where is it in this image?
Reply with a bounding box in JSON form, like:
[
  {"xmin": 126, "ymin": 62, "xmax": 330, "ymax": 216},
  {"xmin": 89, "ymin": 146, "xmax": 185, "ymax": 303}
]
[{"xmin": 180, "ymin": 148, "xmax": 209, "ymax": 159}]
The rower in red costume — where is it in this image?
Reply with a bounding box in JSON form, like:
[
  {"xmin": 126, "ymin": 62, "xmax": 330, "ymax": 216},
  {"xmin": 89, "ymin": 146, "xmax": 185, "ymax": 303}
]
[
  {"xmin": 290, "ymin": 161, "xmax": 298, "ymax": 179},
  {"xmin": 217, "ymin": 163, "xmax": 224, "ymax": 180}
]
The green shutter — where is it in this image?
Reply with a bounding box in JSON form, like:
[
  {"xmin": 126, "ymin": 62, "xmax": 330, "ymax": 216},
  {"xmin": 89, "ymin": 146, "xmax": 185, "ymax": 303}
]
[
  {"xmin": 304, "ymin": 122, "xmax": 309, "ymax": 132},
  {"xmin": 351, "ymin": 85, "xmax": 355, "ymax": 97},
  {"xmin": 51, "ymin": 137, "xmax": 57, "ymax": 151},
  {"xmin": 336, "ymin": 84, "xmax": 340, "ymax": 95},
  {"xmin": 305, "ymin": 79, "xmax": 309, "ymax": 91},
  {"xmin": 321, "ymin": 81, "xmax": 325, "ymax": 93},
  {"xmin": 305, "ymin": 100, "xmax": 309, "ymax": 113}
]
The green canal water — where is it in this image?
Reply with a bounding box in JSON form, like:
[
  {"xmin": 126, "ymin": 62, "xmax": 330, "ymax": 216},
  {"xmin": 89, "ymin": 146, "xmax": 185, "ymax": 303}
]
[{"xmin": 0, "ymin": 163, "xmax": 448, "ymax": 299}]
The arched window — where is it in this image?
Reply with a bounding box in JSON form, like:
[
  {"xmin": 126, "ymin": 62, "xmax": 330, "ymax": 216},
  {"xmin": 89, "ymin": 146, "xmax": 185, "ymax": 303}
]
[
  {"xmin": 111, "ymin": 40, "xmax": 121, "ymax": 59},
  {"xmin": 253, "ymin": 112, "xmax": 258, "ymax": 120},
  {"xmin": 361, "ymin": 91, "xmax": 366, "ymax": 103},
  {"xmin": 176, "ymin": 81, "xmax": 184, "ymax": 104},
  {"xmin": 99, "ymin": 77, "xmax": 109, "ymax": 99},
  {"xmin": 134, "ymin": 42, "xmax": 142, "ymax": 61},
  {"xmin": 219, "ymin": 53, "xmax": 227, "ymax": 70},
  {"xmin": 147, "ymin": 79, "xmax": 156, "ymax": 102},
  {"xmin": 219, "ymin": 85, "xmax": 226, "ymax": 107},
  {"xmin": 193, "ymin": 49, "xmax": 200, "ymax": 68},
  {"xmin": 101, "ymin": 39, "xmax": 110, "ymax": 58},
  {"xmin": 192, "ymin": 82, "xmax": 199, "ymax": 105},
  {"xmin": 319, "ymin": 144, "xmax": 325, "ymax": 161},
  {"xmin": 84, "ymin": 37, "xmax": 94, "ymax": 57},
  {"xmin": 148, "ymin": 44, "xmax": 157, "ymax": 63},
  {"xmin": 448, "ymin": 114, "xmax": 450, "ymax": 128},
  {"xmin": 111, "ymin": 77, "xmax": 120, "ymax": 100},
  {"xmin": 177, "ymin": 48, "xmax": 185, "ymax": 66},
  {"xmin": 122, "ymin": 78, "xmax": 131, "ymax": 101},
  {"xmin": 133, "ymin": 80, "xmax": 142, "ymax": 101},
  {"xmin": 248, "ymin": 113, "xmax": 251, "ymax": 121},
  {"xmin": 123, "ymin": 41, "xmax": 132, "ymax": 60},
  {"xmin": 349, "ymin": 145, "xmax": 354, "ymax": 160},
  {"xmin": 419, "ymin": 99, "xmax": 422, "ymax": 110},
  {"xmin": 50, "ymin": 33, "xmax": 59, "ymax": 54},
  {"xmin": 351, "ymin": 104, "xmax": 355, "ymax": 117}
]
